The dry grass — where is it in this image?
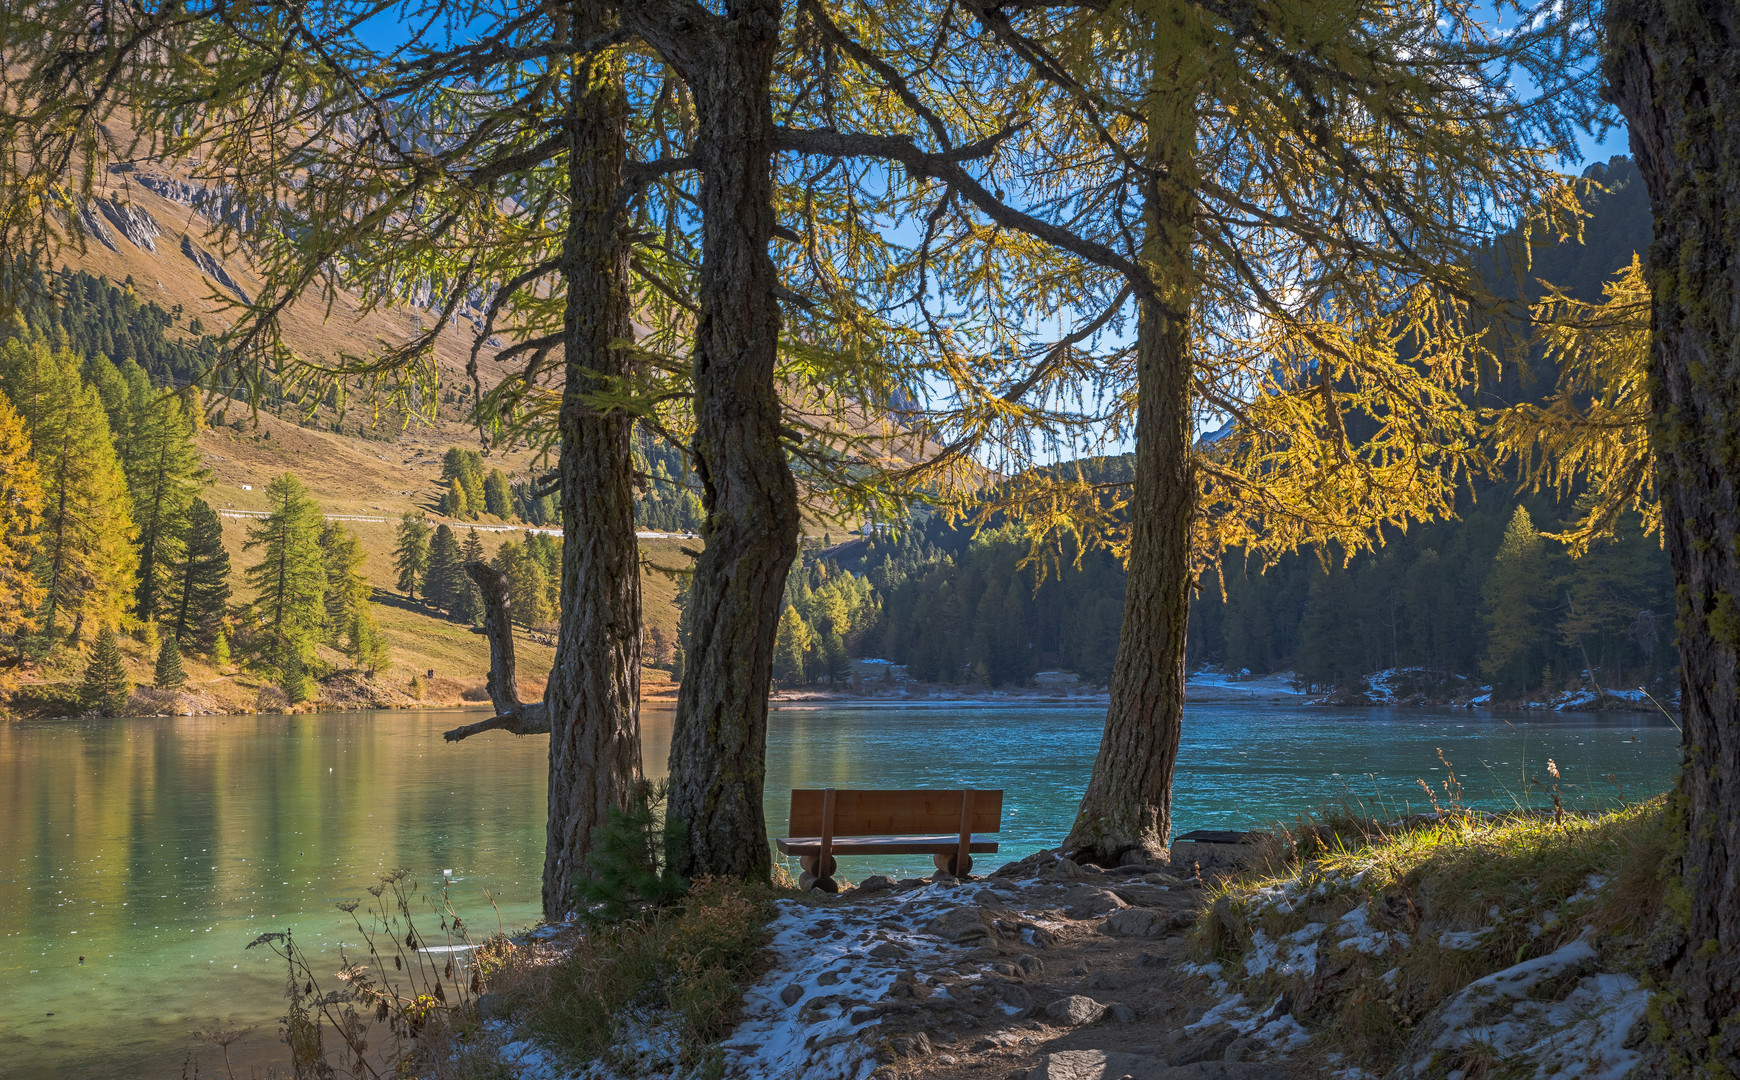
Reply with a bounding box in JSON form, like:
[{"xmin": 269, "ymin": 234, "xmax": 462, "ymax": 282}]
[
  {"xmin": 1196, "ymin": 796, "xmax": 1676, "ymax": 1073},
  {"xmin": 480, "ymin": 877, "xmax": 798, "ymax": 1077}
]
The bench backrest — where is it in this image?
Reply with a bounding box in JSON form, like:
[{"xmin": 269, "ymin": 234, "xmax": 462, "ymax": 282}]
[{"xmin": 789, "ymin": 788, "xmax": 1003, "ymax": 837}]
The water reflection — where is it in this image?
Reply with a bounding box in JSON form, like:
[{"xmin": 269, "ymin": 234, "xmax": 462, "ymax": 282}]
[{"xmin": 0, "ymin": 703, "xmax": 1678, "ymax": 1078}]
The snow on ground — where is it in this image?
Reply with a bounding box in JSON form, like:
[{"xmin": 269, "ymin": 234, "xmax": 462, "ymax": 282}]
[
  {"xmin": 1184, "ymin": 667, "xmax": 1305, "ymax": 702},
  {"xmin": 718, "ymin": 883, "xmax": 967, "ymax": 1080},
  {"xmin": 1404, "ymin": 931, "xmax": 1649, "ymax": 1080}
]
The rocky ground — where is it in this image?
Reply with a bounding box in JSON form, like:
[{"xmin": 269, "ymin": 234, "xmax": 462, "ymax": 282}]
[{"xmin": 710, "ymin": 844, "xmax": 1308, "ymax": 1080}]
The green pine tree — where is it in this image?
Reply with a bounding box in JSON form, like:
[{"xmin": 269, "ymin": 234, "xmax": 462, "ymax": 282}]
[
  {"xmin": 318, "ymin": 521, "xmax": 369, "ymax": 642},
  {"xmin": 423, "ymin": 524, "xmax": 463, "ymax": 613},
  {"xmin": 212, "ymin": 627, "xmax": 230, "ymax": 668},
  {"xmin": 484, "ymin": 468, "xmax": 512, "ymax": 519},
  {"xmin": 453, "ymin": 529, "xmax": 486, "ymax": 625},
  {"xmin": 1482, "ymin": 506, "xmax": 1556, "ymax": 697},
  {"xmin": 153, "ymin": 633, "xmax": 185, "ymax": 690},
  {"xmin": 121, "ymin": 375, "xmax": 205, "ymax": 622},
  {"xmin": 392, "ymin": 513, "xmax": 430, "ymax": 600},
  {"xmin": 167, "ymin": 498, "xmax": 231, "ymax": 648},
  {"xmin": 279, "ymin": 637, "xmax": 313, "ymax": 705},
  {"xmin": 243, "ymin": 473, "xmax": 327, "ymax": 658},
  {"xmin": 79, "ymin": 625, "xmax": 132, "ymax": 716}
]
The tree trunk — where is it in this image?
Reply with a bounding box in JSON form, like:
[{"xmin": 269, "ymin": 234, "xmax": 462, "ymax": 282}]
[
  {"xmin": 538, "ymin": 1, "xmax": 643, "ymax": 921},
  {"xmin": 1064, "ymin": 97, "xmax": 1197, "ymax": 867},
  {"xmin": 633, "ymin": 0, "xmax": 798, "ymax": 882},
  {"xmin": 1605, "ymin": 3, "xmax": 1740, "ymax": 1070}
]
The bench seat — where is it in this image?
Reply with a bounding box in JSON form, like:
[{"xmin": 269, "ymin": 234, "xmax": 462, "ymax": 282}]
[{"xmin": 777, "ymin": 835, "xmax": 1000, "ymax": 857}]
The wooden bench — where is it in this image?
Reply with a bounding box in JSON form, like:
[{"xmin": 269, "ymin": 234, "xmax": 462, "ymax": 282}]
[{"xmin": 776, "ymin": 788, "xmax": 1003, "ymax": 892}]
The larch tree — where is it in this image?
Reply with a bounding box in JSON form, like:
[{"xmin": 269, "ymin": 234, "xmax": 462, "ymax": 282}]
[
  {"xmin": 317, "ymin": 521, "xmax": 369, "ymax": 641},
  {"xmin": 242, "ymin": 473, "xmax": 326, "ymax": 667},
  {"xmin": 1604, "ymin": 0, "xmax": 1740, "ymax": 1067},
  {"xmin": 0, "ymin": 339, "xmax": 137, "ymax": 645},
  {"xmin": 1480, "ymin": 506, "xmax": 1554, "ymax": 698},
  {"xmin": 0, "ymin": 385, "xmax": 45, "ymax": 687},
  {"xmin": 168, "ymin": 497, "xmax": 231, "ymax": 649},
  {"xmin": 455, "ymin": 528, "xmax": 487, "ymax": 626},
  {"xmin": 778, "ymin": 0, "xmax": 1601, "ymax": 863}
]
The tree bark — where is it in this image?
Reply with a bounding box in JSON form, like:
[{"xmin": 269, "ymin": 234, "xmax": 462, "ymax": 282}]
[
  {"xmin": 443, "ymin": 562, "xmax": 550, "ymax": 740},
  {"xmin": 535, "ymin": 0, "xmax": 644, "ymax": 922},
  {"xmin": 1063, "ymin": 95, "xmax": 1198, "ymax": 867},
  {"xmin": 1605, "ymin": 2, "xmax": 1740, "ymax": 1069},
  {"xmin": 625, "ymin": 0, "xmax": 798, "ymax": 882}
]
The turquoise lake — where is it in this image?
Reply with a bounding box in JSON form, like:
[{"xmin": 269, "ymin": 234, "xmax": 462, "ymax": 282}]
[{"xmin": 0, "ymin": 702, "xmax": 1680, "ymax": 1078}]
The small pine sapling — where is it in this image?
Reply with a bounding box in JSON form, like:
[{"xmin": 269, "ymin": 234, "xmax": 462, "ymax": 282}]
[
  {"xmin": 574, "ymin": 780, "xmax": 689, "ymax": 922},
  {"xmin": 153, "ymin": 634, "xmax": 186, "ymax": 690},
  {"xmin": 79, "ymin": 626, "xmax": 132, "ymax": 716},
  {"xmin": 212, "ymin": 629, "xmax": 230, "ymax": 668}
]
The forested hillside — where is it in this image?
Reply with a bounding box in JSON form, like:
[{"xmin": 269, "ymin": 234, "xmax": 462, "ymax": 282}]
[{"xmin": 764, "ymin": 158, "xmax": 1675, "ymax": 702}]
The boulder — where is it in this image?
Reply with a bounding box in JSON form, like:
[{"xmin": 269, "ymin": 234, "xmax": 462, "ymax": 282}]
[
  {"xmin": 1102, "ymin": 908, "xmax": 1167, "ymax": 937},
  {"xmin": 1045, "ymin": 994, "xmax": 1108, "ymax": 1026},
  {"xmin": 1065, "ymin": 885, "xmax": 1128, "ymax": 918},
  {"xmin": 923, "ymin": 906, "xmax": 994, "ymax": 943},
  {"xmin": 1024, "ymin": 1050, "xmax": 1292, "ymax": 1080}
]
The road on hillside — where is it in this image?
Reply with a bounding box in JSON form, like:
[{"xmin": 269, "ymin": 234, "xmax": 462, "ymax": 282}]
[{"xmin": 215, "ymin": 508, "xmax": 696, "ymax": 541}]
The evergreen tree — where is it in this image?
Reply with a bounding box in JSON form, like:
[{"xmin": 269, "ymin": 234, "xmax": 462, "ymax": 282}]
[
  {"xmin": 484, "ymin": 468, "xmax": 511, "ymax": 519},
  {"xmin": 167, "ymin": 498, "xmax": 230, "ymax": 648},
  {"xmin": 0, "ymin": 338, "xmax": 137, "ymax": 644},
  {"xmin": 0, "ymin": 386, "xmax": 44, "ymax": 687},
  {"xmin": 211, "ymin": 628, "xmax": 230, "ymax": 669},
  {"xmin": 279, "ymin": 639, "xmax": 312, "ymax": 704},
  {"xmin": 1482, "ymin": 507, "xmax": 1556, "ymax": 697},
  {"xmin": 453, "ymin": 529, "xmax": 486, "ymax": 625},
  {"xmin": 121, "ymin": 378, "xmax": 204, "ymax": 621},
  {"xmin": 242, "ymin": 473, "xmax": 326, "ymax": 657},
  {"xmin": 423, "ymin": 524, "xmax": 463, "ymax": 612},
  {"xmin": 79, "ymin": 624, "xmax": 131, "ymax": 716},
  {"xmin": 392, "ymin": 513, "xmax": 430, "ymax": 600},
  {"xmin": 153, "ymin": 633, "xmax": 185, "ymax": 690},
  {"xmin": 318, "ymin": 521, "xmax": 368, "ymax": 641}
]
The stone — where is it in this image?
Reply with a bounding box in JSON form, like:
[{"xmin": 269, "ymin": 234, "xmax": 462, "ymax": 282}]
[
  {"xmin": 972, "ymin": 1029, "xmax": 1026, "ymax": 1051},
  {"xmin": 1043, "ymin": 857, "xmax": 1087, "ymax": 882},
  {"xmin": 1102, "ymin": 908, "xmax": 1167, "ymax": 937},
  {"xmin": 817, "ymin": 970, "xmax": 842, "ymax": 986},
  {"xmin": 780, "ymin": 983, "xmax": 805, "ymax": 1006},
  {"xmin": 923, "ymin": 906, "xmax": 994, "ymax": 943},
  {"xmin": 1170, "ymin": 1026, "xmax": 1237, "ymax": 1066},
  {"xmin": 1016, "ymin": 953, "xmax": 1045, "ymax": 977},
  {"xmin": 886, "ymin": 1031, "xmax": 933, "ymax": 1058},
  {"xmin": 1044, "ymin": 994, "xmax": 1107, "ymax": 1026},
  {"xmin": 1111, "ymin": 1002, "xmax": 1138, "ymax": 1024},
  {"xmin": 1065, "ymin": 885, "xmax": 1128, "ymax": 918},
  {"xmin": 995, "ymin": 980, "xmax": 1034, "ymax": 1017},
  {"xmin": 1111, "ymin": 883, "xmax": 1176, "ymax": 908},
  {"xmin": 1223, "ymin": 1037, "xmax": 1257, "ymax": 1062},
  {"xmin": 896, "ymin": 878, "xmax": 928, "ymax": 889},
  {"xmin": 867, "ymin": 941, "xmax": 908, "ymax": 960},
  {"xmin": 1136, "ymin": 950, "xmax": 1168, "ymax": 966},
  {"xmin": 852, "ymin": 875, "xmax": 896, "ymax": 894}
]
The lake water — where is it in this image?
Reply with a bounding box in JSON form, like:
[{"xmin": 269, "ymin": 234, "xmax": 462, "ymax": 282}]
[{"xmin": 0, "ymin": 703, "xmax": 1679, "ymax": 1078}]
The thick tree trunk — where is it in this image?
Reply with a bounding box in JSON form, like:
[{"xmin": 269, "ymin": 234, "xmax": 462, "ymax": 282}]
[
  {"xmin": 537, "ymin": 1, "xmax": 643, "ymax": 921},
  {"xmin": 1064, "ymin": 105, "xmax": 1197, "ymax": 867},
  {"xmin": 1605, "ymin": 2, "xmax": 1740, "ymax": 1070},
  {"xmin": 631, "ymin": 0, "xmax": 798, "ymax": 882},
  {"xmin": 443, "ymin": 563, "xmax": 550, "ymax": 741}
]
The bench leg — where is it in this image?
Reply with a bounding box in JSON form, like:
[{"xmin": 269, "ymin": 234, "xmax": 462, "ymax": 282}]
[
  {"xmin": 933, "ymin": 852, "xmax": 973, "ymax": 878},
  {"xmin": 800, "ymin": 855, "xmax": 838, "ymax": 893}
]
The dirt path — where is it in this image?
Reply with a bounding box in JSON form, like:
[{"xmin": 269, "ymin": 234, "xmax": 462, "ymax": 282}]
[{"xmin": 723, "ymin": 849, "xmax": 1310, "ymax": 1080}]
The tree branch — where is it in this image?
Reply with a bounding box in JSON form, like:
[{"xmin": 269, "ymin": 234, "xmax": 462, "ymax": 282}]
[{"xmin": 443, "ymin": 561, "xmax": 550, "ymax": 741}]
